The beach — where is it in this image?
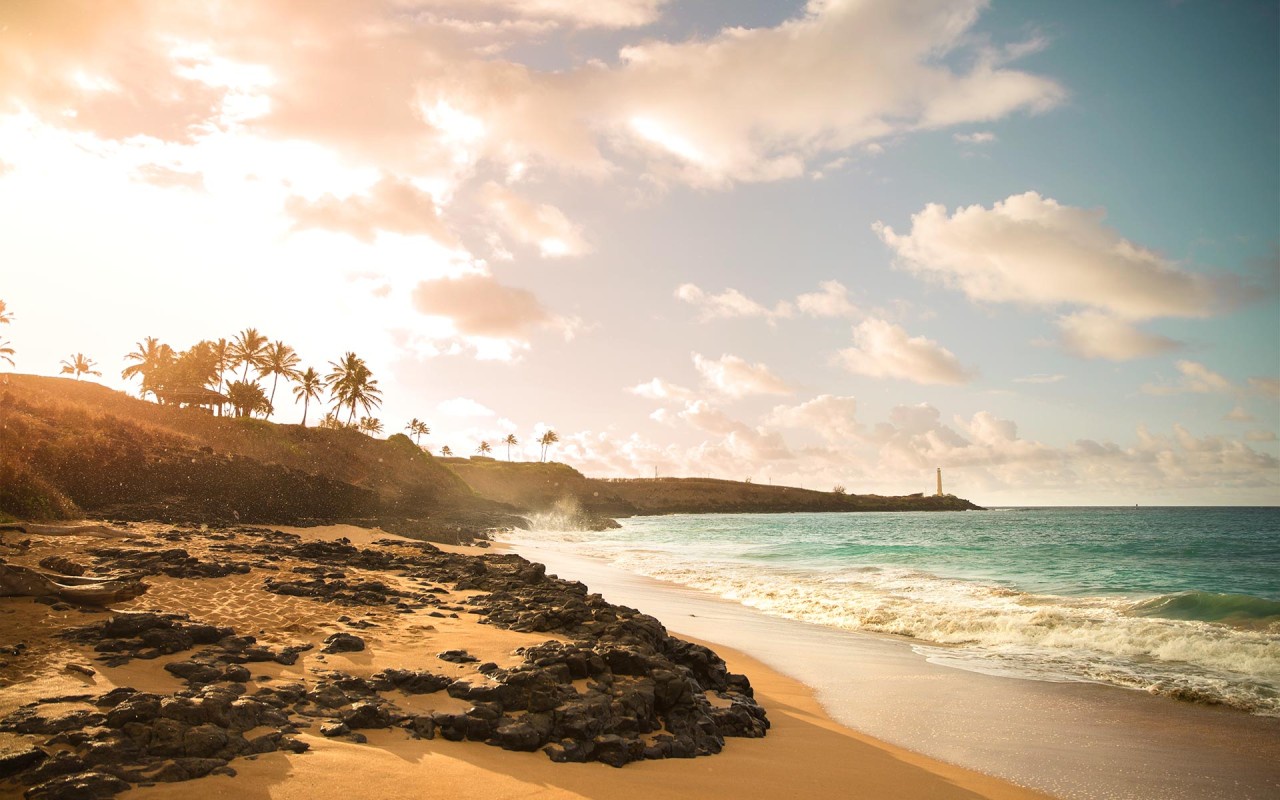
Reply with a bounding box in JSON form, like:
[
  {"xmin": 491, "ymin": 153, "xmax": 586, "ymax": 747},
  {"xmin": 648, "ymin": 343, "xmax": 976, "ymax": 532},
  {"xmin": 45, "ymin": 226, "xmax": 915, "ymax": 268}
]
[
  {"xmin": 1, "ymin": 522, "xmax": 1055, "ymax": 800},
  {"xmin": 506, "ymin": 533, "xmax": 1280, "ymax": 800}
]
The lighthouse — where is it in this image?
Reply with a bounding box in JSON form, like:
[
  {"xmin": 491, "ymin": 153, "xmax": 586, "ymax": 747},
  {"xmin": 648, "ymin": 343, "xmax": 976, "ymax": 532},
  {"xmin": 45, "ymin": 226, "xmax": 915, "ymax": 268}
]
[{"xmin": 935, "ymin": 467, "xmax": 943, "ymax": 497}]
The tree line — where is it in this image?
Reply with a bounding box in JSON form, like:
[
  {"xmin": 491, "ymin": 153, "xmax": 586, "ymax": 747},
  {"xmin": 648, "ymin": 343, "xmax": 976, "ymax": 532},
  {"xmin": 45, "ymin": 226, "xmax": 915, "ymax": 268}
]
[{"xmin": 1, "ymin": 302, "xmax": 559, "ymax": 461}]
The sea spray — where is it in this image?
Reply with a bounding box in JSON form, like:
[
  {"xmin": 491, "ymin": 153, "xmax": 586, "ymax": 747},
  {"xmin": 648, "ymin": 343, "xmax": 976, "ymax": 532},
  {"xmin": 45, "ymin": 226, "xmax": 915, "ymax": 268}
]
[{"xmin": 526, "ymin": 496, "xmax": 596, "ymax": 532}]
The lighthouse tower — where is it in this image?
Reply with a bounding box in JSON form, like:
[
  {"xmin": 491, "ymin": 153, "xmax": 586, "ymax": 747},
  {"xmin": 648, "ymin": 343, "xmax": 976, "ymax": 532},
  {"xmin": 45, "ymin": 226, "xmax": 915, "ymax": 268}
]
[{"xmin": 935, "ymin": 467, "xmax": 943, "ymax": 497}]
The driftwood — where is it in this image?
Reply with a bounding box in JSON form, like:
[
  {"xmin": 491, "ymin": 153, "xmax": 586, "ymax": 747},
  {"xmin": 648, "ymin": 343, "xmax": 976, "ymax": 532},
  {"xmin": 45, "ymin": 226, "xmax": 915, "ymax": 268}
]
[
  {"xmin": 0, "ymin": 522, "xmax": 144, "ymax": 539},
  {"xmin": 0, "ymin": 563, "xmax": 148, "ymax": 605}
]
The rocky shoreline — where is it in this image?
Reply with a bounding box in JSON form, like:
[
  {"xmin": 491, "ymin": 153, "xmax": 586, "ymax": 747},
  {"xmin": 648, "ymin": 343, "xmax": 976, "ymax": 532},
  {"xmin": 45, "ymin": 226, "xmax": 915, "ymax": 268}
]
[{"xmin": 0, "ymin": 524, "xmax": 768, "ymax": 799}]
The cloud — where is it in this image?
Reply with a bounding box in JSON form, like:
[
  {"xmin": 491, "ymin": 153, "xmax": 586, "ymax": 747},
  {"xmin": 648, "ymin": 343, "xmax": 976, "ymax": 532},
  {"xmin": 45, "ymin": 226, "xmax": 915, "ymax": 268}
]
[
  {"xmin": 1142, "ymin": 360, "xmax": 1234, "ymax": 396},
  {"xmin": 629, "ymin": 377, "xmax": 696, "ymax": 402},
  {"xmin": 1056, "ymin": 311, "xmax": 1180, "ymax": 361},
  {"xmin": 794, "ymin": 280, "xmax": 859, "ymax": 318},
  {"xmin": 1013, "ymin": 373, "xmax": 1065, "ymax": 384},
  {"xmin": 1225, "ymin": 405, "xmax": 1255, "ymax": 423},
  {"xmin": 1245, "ymin": 429, "xmax": 1276, "ymax": 442},
  {"xmin": 678, "ymin": 401, "xmax": 793, "ymax": 461},
  {"xmin": 421, "ymin": 0, "xmax": 1062, "ymax": 185},
  {"xmin": 677, "ymin": 279, "xmax": 858, "ymax": 324},
  {"xmin": 1249, "ymin": 377, "xmax": 1280, "ymax": 399},
  {"xmin": 876, "ymin": 191, "xmax": 1248, "ymax": 320},
  {"xmin": 479, "ymin": 182, "xmax": 589, "ymax": 257},
  {"xmin": 675, "ymin": 284, "xmax": 790, "ymax": 323},
  {"xmin": 287, "ymin": 176, "xmax": 459, "ymax": 246},
  {"xmin": 438, "ymin": 397, "xmax": 496, "ymax": 417},
  {"xmin": 953, "ymin": 131, "xmax": 997, "ymax": 144},
  {"xmin": 767, "ymin": 395, "xmax": 861, "ymax": 443},
  {"xmin": 692, "ymin": 353, "xmax": 793, "ymax": 397},
  {"xmin": 875, "ymin": 191, "xmax": 1247, "ymax": 321},
  {"xmin": 132, "ymin": 164, "xmax": 205, "ymax": 191},
  {"xmin": 428, "ymin": 0, "xmax": 671, "ymax": 29},
  {"xmin": 410, "ymin": 272, "xmax": 578, "ymax": 353},
  {"xmin": 837, "ymin": 318, "xmax": 971, "ymax": 385}
]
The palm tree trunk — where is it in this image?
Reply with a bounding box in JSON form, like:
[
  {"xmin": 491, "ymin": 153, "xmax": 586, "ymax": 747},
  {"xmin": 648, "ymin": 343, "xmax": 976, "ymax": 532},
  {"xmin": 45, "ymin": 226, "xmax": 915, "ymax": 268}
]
[
  {"xmin": 301, "ymin": 398, "xmax": 309, "ymax": 426},
  {"xmin": 268, "ymin": 374, "xmax": 279, "ymax": 419}
]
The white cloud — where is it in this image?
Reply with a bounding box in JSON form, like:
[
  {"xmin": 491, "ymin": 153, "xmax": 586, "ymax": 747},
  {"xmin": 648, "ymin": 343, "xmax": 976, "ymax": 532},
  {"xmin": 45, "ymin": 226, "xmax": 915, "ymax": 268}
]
[
  {"xmin": 880, "ymin": 192, "xmax": 1243, "ymax": 319},
  {"xmin": 428, "ymin": 0, "xmax": 671, "ymax": 29},
  {"xmin": 1056, "ymin": 311, "xmax": 1180, "ymax": 361},
  {"xmin": 1142, "ymin": 360, "xmax": 1234, "ymax": 395},
  {"xmin": 286, "ymin": 175, "xmax": 459, "ymax": 247},
  {"xmin": 410, "ymin": 271, "xmax": 580, "ymax": 357},
  {"xmin": 1225, "ymin": 405, "xmax": 1255, "ymax": 423},
  {"xmin": 677, "ymin": 279, "xmax": 858, "ymax": 324},
  {"xmin": 438, "ymin": 397, "xmax": 496, "ymax": 417},
  {"xmin": 767, "ymin": 395, "xmax": 861, "ymax": 443},
  {"xmin": 479, "ymin": 182, "xmax": 589, "ymax": 257},
  {"xmin": 837, "ymin": 318, "xmax": 971, "ymax": 385},
  {"xmin": 426, "ymin": 0, "xmax": 1062, "ymax": 185},
  {"xmin": 675, "ymin": 284, "xmax": 790, "ymax": 323},
  {"xmin": 692, "ymin": 352, "xmax": 794, "ymax": 397},
  {"xmin": 629, "ymin": 377, "xmax": 696, "ymax": 402},
  {"xmin": 1013, "ymin": 373, "xmax": 1065, "ymax": 384},
  {"xmin": 795, "ymin": 280, "xmax": 859, "ymax": 318},
  {"xmin": 953, "ymin": 131, "xmax": 997, "ymax": 144},
  {"xmin": 875, "ymin": 191, "xmax": 1246, "ymax": 323}
]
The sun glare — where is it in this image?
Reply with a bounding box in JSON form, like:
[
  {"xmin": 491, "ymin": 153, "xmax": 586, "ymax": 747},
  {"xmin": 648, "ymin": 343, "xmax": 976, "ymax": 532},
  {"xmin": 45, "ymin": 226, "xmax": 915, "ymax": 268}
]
[{"xmin": 628, "ymin": 116, "xmax": 705, "ymax": 164}]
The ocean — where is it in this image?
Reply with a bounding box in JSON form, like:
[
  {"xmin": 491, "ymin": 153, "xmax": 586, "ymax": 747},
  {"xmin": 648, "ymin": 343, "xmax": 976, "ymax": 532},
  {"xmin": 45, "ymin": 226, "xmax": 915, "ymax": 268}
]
[{"xmin": 503, "ymin": 507, "xmax": 1280, "ymax": 716}]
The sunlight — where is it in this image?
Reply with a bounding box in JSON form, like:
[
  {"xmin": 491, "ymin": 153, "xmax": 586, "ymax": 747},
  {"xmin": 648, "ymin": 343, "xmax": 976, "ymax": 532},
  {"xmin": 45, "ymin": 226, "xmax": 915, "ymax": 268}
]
[
  {"xmin": 629, "ymin": 115, "xmax": 705, "ymax": 163},
  {"xmin": 421, "ymin": 99, "xmax": 488, "ymax": 166}
]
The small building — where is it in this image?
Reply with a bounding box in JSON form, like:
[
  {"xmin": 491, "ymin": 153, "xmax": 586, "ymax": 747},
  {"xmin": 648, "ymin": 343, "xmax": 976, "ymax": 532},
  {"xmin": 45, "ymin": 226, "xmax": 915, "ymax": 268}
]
[{"xmin": 154, "ymin": 386, "xmax": 230, "ymax": 414}]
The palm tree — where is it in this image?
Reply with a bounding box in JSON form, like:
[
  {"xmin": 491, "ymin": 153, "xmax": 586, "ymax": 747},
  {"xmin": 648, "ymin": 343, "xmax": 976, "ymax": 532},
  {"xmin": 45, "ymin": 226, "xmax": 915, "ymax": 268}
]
[
  {"xmin": 121, "ymin": 337, "xmax": 175, "ymax": 400},
  {"xmin": 439, "ymin": 445, "xmax": 453, "ymax": 457},
  {"xmin": 318, "ymin": 411, "xmax": 345, "ymax": 430},
  {"xmin": 538, "ymin": 429, "xmax": 559, "ymax": 462},
  {"xmin": 227, "ymin": 380, "xmax": 270, "ymax": 418},
  {"xmin": 228, "ymin": 328, "xmax": 268, "ymax": 382},
  {"xmin": 59, "ymin": 353, "xmax": 101, "ymax": 380},
  {"xmin": 211, "ymin": 338, "xmax": 234, "ymax": 393},
  {"xmin": 292, "ymin": 367, "xmax": 324, "ymax": 426},
  {"xmin": 326, "ymin": 351, "xmax": 382, "ymax": 424},
  {"xmin": 0, "ymin": 339, "xmax": 13, "ymax": 368},
  {"xmin": 257, "ymin": 341, "xmax": 302, "ymax": 418},
  {"xmin": 0, "ymin": 299, "xmax": 12, "ymax": 325},
  {"xmin": 503, "ymin": 434, "xmax": 518, "ymax": 461},
  {"xmin": 476, "ymin": 440, "xmax": 492, "ymax": 456},
  {"xmin": 358, "ymin": 416, "xmax": 384, "ymax": 436},
  {"xmin": 405, "ymin": 418, "xmax": 430, "ymax": 445}
]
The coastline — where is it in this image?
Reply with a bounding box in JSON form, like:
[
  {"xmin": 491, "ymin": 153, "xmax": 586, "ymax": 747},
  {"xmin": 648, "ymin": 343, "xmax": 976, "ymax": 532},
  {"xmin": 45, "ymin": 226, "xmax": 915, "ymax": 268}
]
[
  {"xmin": 1, "ymin": 522, "xmax": 1048, "ymax": 800},
  {"xmin": 499, "ymin": 535, "xmax": 1280, "ymax": 800}
]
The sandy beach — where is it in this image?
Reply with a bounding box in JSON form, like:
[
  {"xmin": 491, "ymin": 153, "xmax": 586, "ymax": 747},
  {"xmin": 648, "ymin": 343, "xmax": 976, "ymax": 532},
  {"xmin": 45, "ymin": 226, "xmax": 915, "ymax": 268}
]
[{"xmin": 1, "ymin": 522, "xmax": 1050, "ymax": 800}]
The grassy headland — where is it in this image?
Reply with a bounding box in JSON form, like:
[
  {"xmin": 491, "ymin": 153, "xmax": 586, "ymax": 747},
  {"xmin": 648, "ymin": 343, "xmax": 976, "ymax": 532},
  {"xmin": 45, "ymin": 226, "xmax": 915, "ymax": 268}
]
[{"xmin": 0, "ymin": 375, "xmax": 518, "ymax": 540}]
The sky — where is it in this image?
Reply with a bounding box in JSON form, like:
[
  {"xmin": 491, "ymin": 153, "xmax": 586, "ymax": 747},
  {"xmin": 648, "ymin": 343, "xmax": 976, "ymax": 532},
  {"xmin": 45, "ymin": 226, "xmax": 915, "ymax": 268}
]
[{"xmin": 1, "ymin": 0, "xmax": 1277, "ymax": 505}]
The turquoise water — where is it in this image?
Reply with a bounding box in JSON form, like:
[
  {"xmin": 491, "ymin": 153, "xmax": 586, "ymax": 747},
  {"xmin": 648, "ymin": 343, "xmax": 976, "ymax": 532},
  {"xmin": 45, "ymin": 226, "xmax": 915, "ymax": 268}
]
[{"xmin": 504, "ymin": 507, "xmax": 1280, "ymax": 714}]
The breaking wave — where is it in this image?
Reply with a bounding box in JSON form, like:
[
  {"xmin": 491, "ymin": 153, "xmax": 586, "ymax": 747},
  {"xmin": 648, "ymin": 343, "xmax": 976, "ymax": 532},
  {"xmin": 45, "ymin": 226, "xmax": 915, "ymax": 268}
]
[{"xmin": 500, "ymin": 528, "xmax": 1280, "ymax": 715}]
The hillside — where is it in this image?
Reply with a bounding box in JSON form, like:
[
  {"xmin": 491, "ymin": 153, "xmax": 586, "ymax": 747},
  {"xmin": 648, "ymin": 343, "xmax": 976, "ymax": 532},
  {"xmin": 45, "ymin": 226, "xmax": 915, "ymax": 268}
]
[
  {"xmin": 0, "ymin": 375, "xmax": 519, "ymax": 540},
  {"xmin": 444, "ymin": 460, "xmax": 981, "ymax": 520}
]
